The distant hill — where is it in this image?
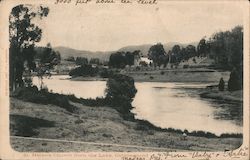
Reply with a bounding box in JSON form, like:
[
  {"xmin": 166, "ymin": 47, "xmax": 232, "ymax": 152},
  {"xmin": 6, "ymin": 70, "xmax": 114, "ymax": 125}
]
[
  {"xmin": 36, "ymin": 42, "xmax": 198, "ymax": 61},
  {"xmin": 53, "ymin": 46, "xmax": 113, "ymax": 61}
]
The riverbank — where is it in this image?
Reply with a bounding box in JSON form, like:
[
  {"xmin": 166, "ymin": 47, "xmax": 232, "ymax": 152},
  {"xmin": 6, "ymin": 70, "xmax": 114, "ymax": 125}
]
[
  {"xmin": 199, "ymin": 89, "xmax": 243, "ymax": 103},
  {"xmin": 10, "ymin": 94, "xmax": 242, "ymax": 152},
  {"xmin": 69, "ymin": 68, "xmax": 230, "ymax": 83},
  {"xmin": 125, "ymin": 69, "xmax": 230, "ymax": 83},
  {"xmin": 70, "ymin": 76, "xmax": 107, "ymax": 81}
]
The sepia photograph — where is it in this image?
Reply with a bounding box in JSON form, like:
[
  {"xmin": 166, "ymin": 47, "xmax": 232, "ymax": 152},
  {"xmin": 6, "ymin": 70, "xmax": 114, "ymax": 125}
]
[{"xmin": 0, "ymin": 0, "xmax": 249, "ymax": 159}]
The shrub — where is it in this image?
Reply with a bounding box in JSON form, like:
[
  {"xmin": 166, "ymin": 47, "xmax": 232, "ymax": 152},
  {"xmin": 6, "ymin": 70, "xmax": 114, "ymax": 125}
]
[
  {"xmin": 228, "ymin": 67, "xmax": 243, "ymax": 91},
  {"xmin": 99, "ymin": 68, "xmax": 114, "ymax": 78},
  {"xmin": 69, "ymin": 64, "xmax": 98, "ymax": 77},
  {"xmin": 183, "ymin": 64, "xmax": 189, "ymax": 69},
  {"xmin": 105, "ymin": 74, "xmax": 137, "ymax": 115},
  {"xmin": 188, "ymin": 130, "xmax": 217, "ymax": 138},
  {"xmin": 218, "ymin": 78, "xmax": 225, "ymax": 91},
  {"xmin": 10, "ymin": 115, "xmax": 54, "ymax": 137},
  {"xmin": 75, "ymin": 119, "xmax": 84, "ymax": 124},
  {"xmin": 106, "ymin": 74, "xmax": 137, "ymax": 102},
  {"xmin": 220, "ymin": 133, "xmax": 242, "ymax": 138}
]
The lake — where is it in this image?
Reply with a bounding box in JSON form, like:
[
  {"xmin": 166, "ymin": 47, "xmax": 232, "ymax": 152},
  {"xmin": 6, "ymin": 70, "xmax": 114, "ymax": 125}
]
[{"xmin": 33, "ymin": 75, "xmax": 242, "ymax": 136}]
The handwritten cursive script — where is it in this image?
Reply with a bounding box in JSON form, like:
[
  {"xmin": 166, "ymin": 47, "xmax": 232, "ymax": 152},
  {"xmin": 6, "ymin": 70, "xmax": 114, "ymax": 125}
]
[
  {"xmin": 148, "ymin": 147, "xmax": 248, "ymax": 160},
  {"xmin": 54, "ymin": 0, "xmax": 157, "ymax": 5},
  {"xmin": 150, "ymin": 153, "xmax": 188, "ymax": 160}
]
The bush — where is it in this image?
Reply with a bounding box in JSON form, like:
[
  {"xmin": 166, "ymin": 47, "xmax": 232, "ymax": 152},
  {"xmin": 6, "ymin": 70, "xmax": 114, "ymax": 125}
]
[
  {"xmin": 106, "ymin": 74, "xmax": 137, "ymax": 102},
  {"xmin": 99, "ymin": 68, "xmax": 114, "ymax": 78},
  {"xmin": 218, "ymin": 78, "xmax": 225, "ymax": 91},
  {"xmin": 188, "ymin": 131, "xmax": 217, "ymax": 138},
  {"xmin": 14, "ymin": 87, "xmax": 78, "ymax": 113},
  {"xmin": 69, "ymin": 64, "xmax": 98, "ymax": 77},
  {"xmin": 10, "ymin": 115, "xmax": 55, "ymax": 137},
  {"xmin": 66, "ymin": 94, "xmax": 110, "ymax": 107},
  {"xmin": 220, "ymin": 133, "xmax": 242, "ymax": 138},
  {"xmin": 105, "ymin": 74, "xmax": 137, "ymax": 115},
  {"xmin": 228, "ymin": 67, "xmax": 243, "ymax": 91}
]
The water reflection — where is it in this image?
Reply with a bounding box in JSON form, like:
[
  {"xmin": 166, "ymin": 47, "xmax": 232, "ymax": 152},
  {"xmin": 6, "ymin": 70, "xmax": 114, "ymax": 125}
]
[
  {"xmin": 132, "ymin": 82, "xmax": 242, "ymax": 136},
  {"xmin": 33, "ymin": 75, "xmax": 106, "ymax": 99}
]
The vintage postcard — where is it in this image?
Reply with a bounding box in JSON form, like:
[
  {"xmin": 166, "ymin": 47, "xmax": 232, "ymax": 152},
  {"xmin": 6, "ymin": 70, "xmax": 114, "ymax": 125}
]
[{"xmin": 0, "ymin": 0, "xmax": 249, "ymax": 159}]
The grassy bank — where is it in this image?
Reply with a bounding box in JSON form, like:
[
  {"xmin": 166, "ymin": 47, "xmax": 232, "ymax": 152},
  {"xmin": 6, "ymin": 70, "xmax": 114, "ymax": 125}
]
[
  {"xmin": 10, "ymin": 96, "xmax": 242, "ymax": 152},
  {"xmin": 69, "ymin": 68, "xmax": 230, "ymax": 83},
  {"xmin": 123, "ymin": 68, "xmax": 230, "ymax": 83},
  {"xmin": 12, "ymin": 88, "xmax": 242, "ymax": 139},
  {"xmin": 199, "ymin": 89, "xmax": 243, "ymax": 103}
]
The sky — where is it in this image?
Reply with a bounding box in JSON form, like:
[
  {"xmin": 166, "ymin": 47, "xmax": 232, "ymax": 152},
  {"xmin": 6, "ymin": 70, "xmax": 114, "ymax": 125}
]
[{"xmin": 36, "ymin": 1, "xmax": 244, "ymax": 51}]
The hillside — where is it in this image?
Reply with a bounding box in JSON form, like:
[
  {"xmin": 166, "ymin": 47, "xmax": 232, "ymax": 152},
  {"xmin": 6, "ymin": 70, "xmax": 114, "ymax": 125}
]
[
  {"xmin": 53, "ymin": 46, "xmax": 113, "ymax": 61},
  {"xmin": 36, "ymin": 42, "xmax": 198, "ymax": 61}
]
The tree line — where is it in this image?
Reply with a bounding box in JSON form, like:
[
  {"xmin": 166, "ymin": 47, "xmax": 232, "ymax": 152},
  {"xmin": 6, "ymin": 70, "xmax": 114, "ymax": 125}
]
[
  {"xmin": 65, "ymin": 56, "xmax": 101, "ymax": 66},
  {"xmin": 107, "ymin": 25, "xmax": 242, "ymax": 72},
  {"xmin": 108, "ymin": 50, "xmax": 141, "ymax": 68},
  {"xmin": 197, "ymin": 26, "xmax": 243, "ymax": 70},
  {"xmin": 148, "ymin": 43, "xmax": 198, "ymax": 68},
  {"xmin": 199, "ymin": 26, "xmax": 243, "ymax": 91}
]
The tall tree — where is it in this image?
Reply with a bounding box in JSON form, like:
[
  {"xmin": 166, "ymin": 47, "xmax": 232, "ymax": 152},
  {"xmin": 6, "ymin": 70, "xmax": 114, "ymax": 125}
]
[
  {"xmin": 9, "ymin": 5, "xmax": 49, "ymax": 91},
  {"xmin": 109, "ymin": 50, "xmax": 140, "ymax": 68},
  {"xmin": 185, "ymin": 45, "xmax": 197, "ymax": 60},
  {"xmin": 76, "ymin": 57, "xmax": 88, "ymax": 65},
  {"xmin": 229, "ymin": 26, "xmax": 243, "ymax": 69},
  {"xmin": 148, "ymin": 43, "xmax": 166, "ymax": 67},
  {"xmin": 197, "ymin": 38, "xmax": 209, "ymax": 57},
  {"xmin": 207, "ymin": 26, "xmax": 243, "ymax": 91},
  {"xmin": 171, "ymin": 45, "xmax": 181, "ymax": 63},
  {"xmin": 109, "ymin": 52, "xmax": 126, "ymax": 68},
  {"xmin": 169, "ymin": 45, "xmax": 182, "ymax": 64},
  {"xmin": 208, "ymin": 26, "xmax": 243, "ymax": 70},
  {"xmin": 89, "ymin": 58, "xmax": 100, "ymax": 65}
]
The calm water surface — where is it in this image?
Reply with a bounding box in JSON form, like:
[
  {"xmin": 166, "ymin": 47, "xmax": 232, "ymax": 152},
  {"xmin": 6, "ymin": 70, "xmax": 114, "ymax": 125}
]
[{"xmin": 33, "ymin": 75, "xmax": 242, "ymax": 136}]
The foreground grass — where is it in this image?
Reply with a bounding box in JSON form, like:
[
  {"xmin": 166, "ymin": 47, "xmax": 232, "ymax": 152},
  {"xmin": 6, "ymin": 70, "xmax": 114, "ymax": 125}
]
[
  {"xmin": 13, "ymin": 87, "xmax": 242, "ymax": 139},
  {"xmin": 10, "ymin": 97, "xmax": 242, "ymax": 152},
  {"xmin": 10, "ymin": 115, "xmax": 55, "ymax": 137}
]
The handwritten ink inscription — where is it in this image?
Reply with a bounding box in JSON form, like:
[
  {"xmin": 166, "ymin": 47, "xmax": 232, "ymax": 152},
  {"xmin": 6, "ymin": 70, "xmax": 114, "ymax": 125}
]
[
  {"xmin": 55, "ymin": 0, "xmax": 157, "ymax": 5},
  {"xmin": 96, "ymin": 0, "xmax": 115, "ymax": 4},
  {"xmin": 122, "ymin": 156, "xmax": 145, "ymax": 160},
  {"xmin": 148, "ymin": 147, "xmax": 248, "ymax": 160},
  {"xmin": 75, "ymin": 0, "xmax": 91, "ymax": 5},
  {"xmin": 137, "ymin": 0, "xmax": 157, "ymax": 4},
  {"xmin": 149, "ymin": 153, "xmax": 187, "ymax": 160},
  {"xmin": 121, "ymin": 0, "xmax": 132, "ymax": 4},
  {"xmin": 55, "ymin": 0, "xmax": 72, "ymax": 4}
]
